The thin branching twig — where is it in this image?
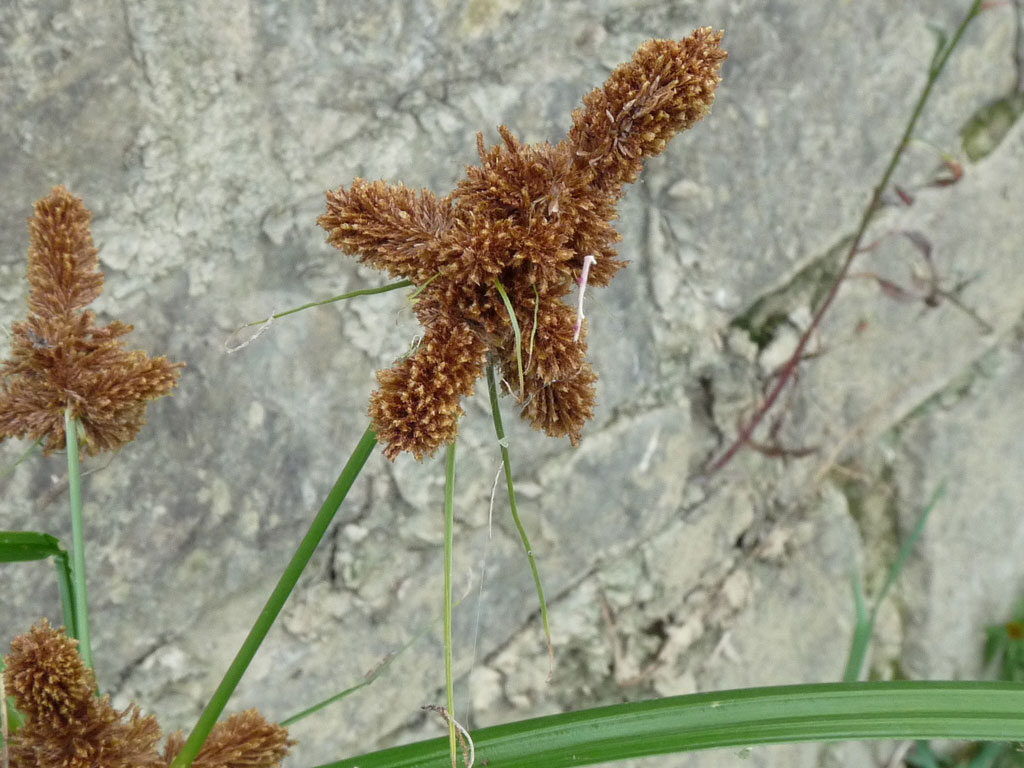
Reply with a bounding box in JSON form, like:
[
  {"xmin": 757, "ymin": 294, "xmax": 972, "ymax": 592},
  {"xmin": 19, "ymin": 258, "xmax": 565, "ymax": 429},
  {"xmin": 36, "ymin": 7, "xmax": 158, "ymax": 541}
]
[{"xmin": 708, "ymin": 0, "xmax": 985, "ymax": 474}]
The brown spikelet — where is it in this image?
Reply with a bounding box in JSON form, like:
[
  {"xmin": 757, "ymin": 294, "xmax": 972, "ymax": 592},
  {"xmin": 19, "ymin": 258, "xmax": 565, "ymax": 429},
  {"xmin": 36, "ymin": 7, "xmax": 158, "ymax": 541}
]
[
  {"xmin": 568, "ymin": 27, "xmax": 727, "ymax": 190},
  {"xmin": 497, "ymin": 294, "xmax": 597, "ymax": 443},
  {"xmin": 162, "ymin": 710, "xmax": 293, "ymax": 768},
  {"xmin": 319, "ymin": 29, "xmax": 726, "ymax": 459},
  {"xmin": 318, "ymin": 179, "xmax": 454, "ymax": 284},
  {"xmin": 508, "ymin": 294, "xmax": 590, "ymax": 384},
  {"xmin": 4, "ymin": 620, "xmax": 165, "ymax": 768},
  {"xmin": 4, "ymin": 619, "xmax": 95, "ymax": 730},
  {"xmin": 369, "ymin": 317, "xmax": 489, "ymax": 460},
  {"xmin": 4, "ymin": 621, "xmax": 293, "ymax": 768},
  {"xmin": 0, "ymin": 186, "xmax": 184, "ymax": 455},
  {"xmin": 520, "ymin": 365, "xmax": 599, "ymax": 445}
]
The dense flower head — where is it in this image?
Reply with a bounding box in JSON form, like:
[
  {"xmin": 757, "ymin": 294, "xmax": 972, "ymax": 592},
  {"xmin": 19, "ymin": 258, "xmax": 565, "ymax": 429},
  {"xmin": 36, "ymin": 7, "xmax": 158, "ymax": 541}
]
[
  {"xmin": 4, "ymin": 620, "xmax": 165, "ymax": 768},
  {"xmin": 160, "ymin": 710, "xmax": 293, "ymax": 768},
  {"xmin": 0, "ymin": 186, "xmax": 183, "ymax": 455},
  {"xmin": 3, "ymin": 620, "xmax": 293, "ymax": 768},
  {"xmin": 320, "ymin": 28, "xmax": 726, "ymax": 460},
  {"xmin": 4, "ymin": 619, "xmax": 97, "ymax": 732}
]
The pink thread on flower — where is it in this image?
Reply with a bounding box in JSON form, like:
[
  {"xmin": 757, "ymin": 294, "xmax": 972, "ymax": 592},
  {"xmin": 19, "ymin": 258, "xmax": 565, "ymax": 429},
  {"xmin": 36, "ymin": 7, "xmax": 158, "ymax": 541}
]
[{"xmin": 573, "ymin": 254, "xmax": 598, "ymax": 342}]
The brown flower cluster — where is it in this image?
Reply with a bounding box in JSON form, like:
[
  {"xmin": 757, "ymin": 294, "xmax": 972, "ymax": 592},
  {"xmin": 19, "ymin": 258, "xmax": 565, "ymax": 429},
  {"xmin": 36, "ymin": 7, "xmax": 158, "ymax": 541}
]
[
  {"xmin": 320, "ymin": 28, "xmax": 726, "ymax": 461},
  {"xmin": 3, "ymin": 620, "xmax": 293, "ymax": 768},
  {"xmin": 0, "ymin": 186, "xmax": 182, "ymax": 455}
]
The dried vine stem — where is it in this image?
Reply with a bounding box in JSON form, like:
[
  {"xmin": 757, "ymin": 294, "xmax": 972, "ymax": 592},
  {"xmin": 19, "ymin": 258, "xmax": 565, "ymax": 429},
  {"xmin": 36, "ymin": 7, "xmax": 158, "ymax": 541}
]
[{"xmin": 708, "ymin": 0, "xmax": 985, "ymax": 474}]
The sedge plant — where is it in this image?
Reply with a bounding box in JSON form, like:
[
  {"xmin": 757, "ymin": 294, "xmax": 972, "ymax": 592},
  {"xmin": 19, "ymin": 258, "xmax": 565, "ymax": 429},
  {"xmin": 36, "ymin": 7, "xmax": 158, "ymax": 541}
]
[{"xmin": 3, "ymin": 4, "xmax": 1024, "ymax": 767}]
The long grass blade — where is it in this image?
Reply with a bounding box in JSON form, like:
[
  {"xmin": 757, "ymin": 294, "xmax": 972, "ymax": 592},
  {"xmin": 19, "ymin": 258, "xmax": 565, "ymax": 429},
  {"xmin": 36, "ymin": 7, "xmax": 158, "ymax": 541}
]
[
  {"xmin": 52, "ymin": 549, "xmax": 77, "ymax": 639},
  {"xmin": 281, "ymin": 591, "xmax": 476, "ymax": 727},
  {"xmin": 280, "ymin": 633, "xmax": 418, "ymax": 727},
  {"xmin": 873, "ymin": 482, "xmax": 944, "ymax": 618},
  {"xmin": 312, "ymin": 681, "xmax": 1024, "ymax": 768},
  {"xmin": 843, "ymin": 483, "xmax": 944, "ymax": 682},
  {"xmin": 842, "ymin": 574, "xmax": 871, "ymax": 683}
]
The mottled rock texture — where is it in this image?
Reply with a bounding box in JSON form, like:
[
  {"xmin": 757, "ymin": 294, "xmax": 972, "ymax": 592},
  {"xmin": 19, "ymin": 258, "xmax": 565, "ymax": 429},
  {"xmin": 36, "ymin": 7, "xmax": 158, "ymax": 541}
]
[{"xmin": 3, "ymin": 2, "xmax": 1023, "ymax": 766}]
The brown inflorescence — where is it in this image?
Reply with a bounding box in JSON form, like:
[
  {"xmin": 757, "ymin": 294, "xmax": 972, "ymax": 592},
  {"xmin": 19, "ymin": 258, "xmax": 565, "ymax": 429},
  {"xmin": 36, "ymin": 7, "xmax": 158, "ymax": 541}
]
[
  {"xmin": 0, "ymin": 186, "xmax": 183, "ymax": 455},
  {"xmin": 319, "ymin": 28, "xmax": 726, "ymax": 460},
  {"xmin": 3, "ymin": 621, "xmax": 293, "ymax": 768},
  {"xmin": 4, "ymin": 620, "xmax": 166, "ymax": 768}
]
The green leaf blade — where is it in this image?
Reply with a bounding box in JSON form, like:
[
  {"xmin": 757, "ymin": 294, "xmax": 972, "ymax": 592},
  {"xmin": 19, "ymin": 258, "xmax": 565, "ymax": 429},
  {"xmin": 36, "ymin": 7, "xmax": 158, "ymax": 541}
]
[
  {"xmin": 0, "ymin": 531, "xmax": 64, "ymax": 563},
  {"xmin": 311, "ymin": 682, "xmax": 1024, "ymax": 768}
]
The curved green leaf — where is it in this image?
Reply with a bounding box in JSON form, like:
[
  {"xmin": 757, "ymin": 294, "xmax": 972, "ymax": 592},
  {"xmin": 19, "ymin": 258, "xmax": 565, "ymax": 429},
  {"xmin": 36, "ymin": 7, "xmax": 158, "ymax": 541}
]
[
  {"xmin": 0, "ymin": 531, "xmax": 64, "ymax": 562},
  {"xmin": 313, "ymin": 682, "xmax": 1024, "ymax": 768}
]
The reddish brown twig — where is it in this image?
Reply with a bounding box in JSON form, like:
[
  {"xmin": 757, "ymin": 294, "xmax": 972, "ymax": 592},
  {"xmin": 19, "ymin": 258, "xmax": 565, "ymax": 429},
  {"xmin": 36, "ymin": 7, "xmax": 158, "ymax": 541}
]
[
  {"xmin": 706, "ymin": 0, "xmax": 985, "ymax": 474},
  {"xmin": 707, "ymin": 240, "xmax": 861, "ymax": 473}
]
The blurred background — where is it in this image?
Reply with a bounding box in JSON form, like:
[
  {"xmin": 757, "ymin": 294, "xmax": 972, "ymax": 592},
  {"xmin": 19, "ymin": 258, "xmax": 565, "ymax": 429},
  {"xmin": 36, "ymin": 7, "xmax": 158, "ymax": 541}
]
[{"xmin": 3, "ymin": 1, "xmax": 1024, "ymax": 765}]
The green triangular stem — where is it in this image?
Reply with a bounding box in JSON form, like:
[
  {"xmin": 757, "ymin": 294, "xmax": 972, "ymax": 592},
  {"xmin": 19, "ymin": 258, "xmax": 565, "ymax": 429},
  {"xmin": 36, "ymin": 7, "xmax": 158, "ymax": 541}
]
[
  {"xmin": 64, "ymin": 407, "xmax": 92, "ymax": 670},
  {"xmin": 168, "ymin": 425, "xmax": 377, "ymax": 768}
]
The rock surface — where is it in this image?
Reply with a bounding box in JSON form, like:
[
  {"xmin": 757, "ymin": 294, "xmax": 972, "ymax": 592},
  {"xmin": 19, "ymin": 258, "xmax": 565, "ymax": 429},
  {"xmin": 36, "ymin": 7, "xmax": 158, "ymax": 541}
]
[{"xmin": 2, "ymin": 2, "xmax": 1023, "ymax": 766}]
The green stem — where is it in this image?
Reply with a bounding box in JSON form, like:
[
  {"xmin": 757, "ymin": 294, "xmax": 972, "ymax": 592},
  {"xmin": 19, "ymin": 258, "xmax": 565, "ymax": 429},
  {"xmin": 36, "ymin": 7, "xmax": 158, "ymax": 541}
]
[
  {"xmin": 168, "ymin": 425, "xmax": 378, "ymax": 768},
  {"xmin": 279, "ymin": 631, "xmax": 416, "ymax": 727},
  {"xmin": 53, "ymin": 549, "xmax": 78, "ymax": 640},
  {"xmin": 408, "ymin": 272, "xmax": 441, "ymax": 301},
  {"xmin": 0, "ymin": 531, "xmax": 77, "ymax": 640},
  {"xmin": 493, "ymin": 278, "xmax": 524, "ymax": 400},
  {"xmin": 312, "ymin": 681, "xmax": 1024, "ymax": 768},
  {"xmin": 64, "ymin": 408, "xmax": 92, "ymax": 669},
  {"xmin": 486, "ymin": 363, "xmax": 554, "ymax": 675},
  {"xmin": 281, "ymin": 589, "xmax": 477, "ymax": 727},
  {"xmin": 244, "ymin": 280, "xmax": 414, "ymax": 327},
  {"xmin": 443, "ymin": 441, "xmax": 458, "ymax": 767}
]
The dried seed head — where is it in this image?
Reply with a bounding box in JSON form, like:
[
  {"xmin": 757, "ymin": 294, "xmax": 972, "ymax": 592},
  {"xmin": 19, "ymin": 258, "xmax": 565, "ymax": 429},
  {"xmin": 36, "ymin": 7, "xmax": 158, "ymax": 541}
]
[
  {"xmin": 568, "ymin": 27, "xmax": 727, "ymax": 190},
  {"xmin": 4, "ymin": 620, "xmax": 165, "ymax": 768},
  {"xmin": 162, "ymin": 709, "xmax": 294, "ymax": 768},
  {"xmin": 5, "ymin": 621, "xmax": 293, "ymax": 768},
  {"xmin": 319, "ymin": 29, "xmax": 726, "ymax": 459},
  {"xmin": 369, "ymin": 317, "xmax": 489, "ymax": 460},
  {"xmin": 0, "ymin": 186, "xmax": 184, "ymax": 455},
  {"xmin": 4, "ymin": 620, "xmax": 94, "ymax": 731}
]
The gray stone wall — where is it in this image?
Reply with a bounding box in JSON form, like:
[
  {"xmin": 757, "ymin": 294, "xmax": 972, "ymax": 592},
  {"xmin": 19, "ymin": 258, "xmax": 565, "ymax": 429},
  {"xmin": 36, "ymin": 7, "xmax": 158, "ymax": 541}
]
[{"xmin": 3, "ymin": 1, "xmax": 1023, "ymax": 766}]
